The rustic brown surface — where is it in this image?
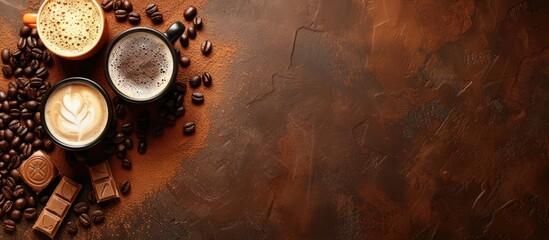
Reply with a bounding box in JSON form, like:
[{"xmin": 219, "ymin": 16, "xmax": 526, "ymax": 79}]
[{"xmin": 1, "ymin": 0, "xmax": 549, "ymax": 239}]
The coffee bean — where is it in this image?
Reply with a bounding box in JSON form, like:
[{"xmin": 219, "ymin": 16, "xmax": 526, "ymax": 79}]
[
  {"xmin": 13, "ymin": 68, "xmax": 23, "ymax": 78},
  {"xmin": 9, "ymin": 155, "xmax": 21, "ymax": 169},
  {"xmin": 0, "ymin": 92, "xmax": 6, "ymax": 102},
  {"xmin": 145, "ymin": 3, "xmax": 158, "ymax": 16},
  {"xmin": 74, "ymin": 202, "xmax": 89, "ymax": 213},
  {"xmin": 19, "ymin": 26, "xmax": 32, "ymax": 38},
  {"xmin": 187, "ymin": 26, "xmax": 197, "ymax": 39},
  {"xmin": 116, "ymin": 104, "xmax": 127, "ymax": 118},
  {"xmin": 183, "ymin": 122, "xmax": 196, "ymax": 135},
  {"xmin": 31, "ymin": 138, "xmax": 42, "ymax": 149},
  {"xmin": 91, "ymin": 210, "xmax": 105, "ymax": 223},
  {"xmin": 26, "ymin": 196, "xmax": 35, "ymax": 208},
  {"xmin": 17, "ymin": 37, "xmax": 27, "ymax": 50},
  {"xmin": 9, "ymin": 170, "xmax": 20, "ymax": 182},
  {"xmin": 113, "ymin": 0, "xmax": 122, "ymax": 10},
  {"xmin": 18, "ymin": 58, "xmax": 28, "ymax": 68},
  {"xmin": 201, "ymin": 40, "xmax": 212, "ymax": 55},
  {"xmin": 11, "ymin": 50, "xmax": 21, "ymax": 59},
  {"xmin": 121, "ymin": 181, "xmax": 130, "ymax": 194},
  {"xmin": 23, "ymin": 66, "xmax": 33, "ymax": 78},
  {"xmin": 121, "ymin": 123, "xmax": 133, "ymax": 134},
  {"xmin": 79, "ymin": 213, "xmax": 91, "ymax": 227},
  {"xmin": 184, "ymin": 6, "xmax": 198, "ymax": 21},
  {"xmin": 191, "ymin": 92, "xmax": 204, "ymax": 104},
  {"xmin": 3, "ymin": 200, "xmax": 13, "ymax": 213},
  {"xmin": 2, "ymin": 219, "xmax": 15, "ymax": 232},
  {"xmin": 2, "ymin": 65, "xmax": 12, "ymax": 78},
  {"xmin": 23, "ymin": 208, "xmax": 36, "ymax": 219},
  {"xmin": 29, "ymin": 78, "xmax": 43, "ymax": 88},
  {"xmin": 175, "ymin": 82, "xmax": 186, "ymax": 94},
  {"xmin": 27, "ymin": 37, "xmax": 37, "ymax": 48},
  {"xmin": 42, "ymin": 52, "xmax": 52, "ymax": 65},
  {"xmin": 180, "ymin": 57, "xmax": 190, "ymax": 67},
  {"xmin": 8, "ymin": 120, "xmax": 19, "ymax": 131},
  {"xmin": 31, "ymin": 48, "xmax": 42, "ymax": 59},
  {"xmin": 25, "ymin": 119, "xmax": 35, "ymax": 131},
  {"xmin": 180, "ymin": 33, "xmax": 189, "ymax": 48},
  {"xmin": 5, "ymin": 177, "xmax": 15, "ymax": 188},
  {"xmin": 39, "ymin": 195, "xmax": 49, "ymax": 204},
  {"xmin": 152, "ymin": 125, "xmax": 164, "ymax": 137},
  {"xmin": 116, "ymin": 144, "xmax": 126, "ymax": 159},
  {"xmin": 43, "ymin": 138, "xmax": 54, "ymax": 152},
  {"xmin": 66, "ymin": 221, "xmax": 78, "ymax": 234},
  {"xmin": 189, "ymin": 75, "xmax": 201, "ymax": 88},
  {"xmin": 113, "ymin": 133, "xmax": 125, "ymax": 144},
  {"xmin": 1, "ymin": 49, "xmax": 10, "ymax": 64},
  {"xmin": 151, "ymin": 11, "xmax": 163, "ymax": 24},
  {"xmin": 123, "ymin": 138, "xmax": 133, "ymax": 150},
  {"xmin": 203, "ymin": 72, "xmax": 212, "ymax": 86},
  {"xmin": 102, "ymin": 0, "xmax": 113, "ymax": 11},
  {"xmin": 175, "ymin": 106, "xmax": 185, "ymax": 118},
  {"xmin": 13, "ymin": 186, "xmax": 24, "ymax": 198},
  {"xmin": 30, "ymin": 59, "xmax": 39, "ymax": 70},
  {"xmin": 193, "ymin": 16, "xmax": 203, "ymax": 29},
  {"xmin": 115, "ymin": 9, "xmax": 128, "ymax": 21},
  {"xmin": 10, "ymin": 209, "xmax": 22, "ymax": 221},
  {"xmin": 128, "ymin": 12, "xmax": 141, "ymax": 24},
  {"xmin": 87, "ymin": 190, "xmax": 96, "ymax": 203},
  {"xmin": 35, "ymin": 67, "xmax": 48, "ymax": 79},
  {"xmin": 1, "ymin": 186, "xmax": 12, "ymax": 199},
  {"xmin": 30, "ymin": 28, "xmax": 38, "ymax": 38},
  {"xmin": 37, "ymin": 38, "xmax": 45, "ymax": 49},
  {"xmin": 138, "ymin": 141, "xmax": 147, "ymax": 154},
  {"xmin": 14, "ymin": 198, "xmax": 25, "ymax": 210},
  {"xmin": 17, "ymin": 125, "xmax": 28, "ymax": 137},
  {"xmin": 121, "ymin": 158, "xmax": 132, "ymax": 169},
  {"xmin": 122, "ymin": 0, "xmax": 132, "ymax": 11}
]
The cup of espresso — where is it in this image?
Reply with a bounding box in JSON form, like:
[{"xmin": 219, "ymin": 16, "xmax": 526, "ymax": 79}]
[
  {"xmin": 104, "ymin": 22, "xmax": 185, "ymax": 103},
  {"xmin": 22, "ymin": 0, "xmax": 108, "ymax": 60},
  {"xmin": 41, "ymin": 77, "xmax": 113, "ymax": 151}
]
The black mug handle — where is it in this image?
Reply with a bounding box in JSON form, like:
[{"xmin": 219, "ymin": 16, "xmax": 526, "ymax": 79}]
[{"xmin": 164, "ymin": 21, "xmax": 185, "ymax": 44}]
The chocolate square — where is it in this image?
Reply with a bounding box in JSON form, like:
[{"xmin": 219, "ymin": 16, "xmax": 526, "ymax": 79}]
[
  {"xmin": 18, "ymin": 150, "xmax": 59, "ymax": 193},
  {"xmin": 88, "ymin": 161, "xmax": 120, "ymax": 203}
]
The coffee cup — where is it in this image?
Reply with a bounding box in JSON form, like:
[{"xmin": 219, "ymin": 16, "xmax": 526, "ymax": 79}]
[
  {"xmin": 41, "ymin": 77, "xmax": 113, "ymax": 151},
  {"xmin": 22, "ymin": 0, "xmax": 108, "ymax": 60},
  {"xmin": 104, "ymin": 22, "xmax": 185, "ymax": 103}
]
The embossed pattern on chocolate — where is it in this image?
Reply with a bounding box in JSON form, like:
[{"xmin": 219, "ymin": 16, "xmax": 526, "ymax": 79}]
[{"xmin": 18, "ymin": 150, "xmax": 59, "ymax": 193}]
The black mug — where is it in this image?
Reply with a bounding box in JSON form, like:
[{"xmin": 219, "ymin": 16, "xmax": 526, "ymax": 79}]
[{"xmin": 104, "ymin": 22, "xmax": 185, "ymax": 103}]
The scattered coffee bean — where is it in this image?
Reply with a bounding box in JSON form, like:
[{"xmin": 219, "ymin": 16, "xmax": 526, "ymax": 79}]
[
  {"xmin": 14, "ymin": 198, "xmax": 26, "ymax": 209},
  {"xmin": 189, "ymin": 75, "xmax": 201, "ymax": 88},
  {"xmin": 145, "ymin": 3, "xmax": 158, "ymax": 16},
  {"xmin": 10, "ymin": 209, "xmax": 22, "ymax": 221},
  {"xmin": 180, "ymin": 57, "xmax": 190, "ymax": 67},
  {"xmin": 23, "ymin": 66, "xmax": 34, "ymax": 78},
  {"xmin": 115, "ymin": 9, "xmax": 128, "ymax": 21},
  {"xmin": 74, "ymin": 202, "xmax": 89, "ymax": 213},
  {"xmin": 23, "ymin": 208, "xmax": 36, "ymax": 219},
  {"xmin": 2, "ymin": 220, "xmax": 15, "ymax": 232},
  {"xmin": 20, "ymin": 26, "xmax": 31, "ymax": 37},
  {"xmin": 102, "ymin": 0, "xmax": 113, "ymax": 11},
  {"xmin": 151, "ymin": 11, "xmax": 163, "ymax": 24},
  {"xmin": 35, "ymin": 67, "xmax": 48, "ymax": 79},
  {"xmin": 17, "ymin": 37, "xmax": 27, "ymax": 50},
  {"xmin": 122, "ymin": 0, "xmax": 132, "ymax": 12},
  {"xmin": 31, "ymin": 48, "xmax": 42, "ymax": 59},
  {"xmin": 2, "ymin": 65, "xmax": 12, "ymax": 78},
  {"xmin": 30, "ymin": 59, "xmax": 39, "ymax": 70},
  {"xmin": 66, "ymin": 221, "xmax": 78, "ymax": 234},
  {"xmin": 121, "ymin": 181, "xmax": 130, "ymax": 194},
  {"xmin": 91, "ymin": 210, "xmax": 105, "ymax": 223},
  {"xmin": 123, "ymin": 138, "xmax": 133, "ymax": 150},
  {"xmin": 138, "ymin": 141, "xmax": 147, "ymax": 154},
  {"xmin": 180, "ymin": 33, "xmax": 189, "ymax": 48},
  {"xmin": 113, "ymin": 0, "xmax": 122, "ymax": 10},
  {"xmin": 128, "ymin": 12, "xmax": 141, "ymax": 24},
  {"xmin": 3, "ymin": 200, "xmax": 13, "ymax": 213},
  {"xmin": 30, "ymin": 28, "xmax": 38, "ymax": 38},
  {"xmin": 1, "ymin": 49, "xmax": 10, "ymax": 64},
  {"xmin": 121, "ymin": 158, "xmax": 132, "ymax": 169},
  {"xmin": 26, "ymin": 196, "xmax": 36, "ymax": 207},
  {"xmin": 175, "ymin": 106, "xmax": 185, "ymax": 117},
  {"xmin": 27, "ymin": 37, "xmax": 38, "ymax": 48},
  {"xmin": 13, "ymin": 185, "xmax": 25, "ymax": 198},
  {"xmin": 43, "ymin": 138, "xmax": 55, "ymax": 152},
  {"xmin": 121, "ymin": 123, "xmax": 134, "ymax": 134},
  {"xmin": 43, "ymin": 52, "xmax": 52, "ymax": 65},
  {"xmin": 193, "ymin": 16, "xmax": 203, "ymax": 29},
  {"xmin": 13, "ymin": 68, "xmax": 23, "ymax": 78},
  {"xmin": 2, "ymin": 186, "xmax": 12, "ymax": 199},
  {"xmin": 116, "ymin": 144, "xmax": 126, "ymax": 159},
  {"xmin": 191, "ymin": 92, "xmax": 204, "ymax": 104},
  {"xmin": 187, "ymin": 26, "xmax": 197, "ymax": 39},
  {"xmin": 79, "ymin": 213, "xmax": 91, "ymax": 227},
  {"xmin": 203, "ymin": 72, "xmax": 212, "ymax": 86},
  {"xmin": 184, "ymin": 6, "xmax": 198, "ymax": 21},
  {"xmin": 201, "ymin": 40, "xmax": 212, "ymax": 55},
  {"xmin": 183, "ymin": 122, "xmax": 196, "ymax": 135}
]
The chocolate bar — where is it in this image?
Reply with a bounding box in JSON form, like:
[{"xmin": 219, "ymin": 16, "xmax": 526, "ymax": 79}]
[
  {"xmin": 34, "ymin": 177, "xmax": 81, "ymax": 238},
  {"xmin": 18, "ymin": 150, "xmax": 59, "ymax": 193},
  {"xmin": 88, "ymin": 161, "xmax": 119, "ymax": 203}
]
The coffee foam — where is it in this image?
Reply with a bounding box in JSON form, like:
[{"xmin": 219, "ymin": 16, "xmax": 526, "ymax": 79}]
[
  {"xmin": 38, "ymin": 0, "xmax": 102, "ymax": 56},
  {"xmin": 107, "ymin": 31, "xmax": 174, "ymax": 101},
  {"xmin": 44, "ymin": 82, "xmax": 109, "ymax": 148}
]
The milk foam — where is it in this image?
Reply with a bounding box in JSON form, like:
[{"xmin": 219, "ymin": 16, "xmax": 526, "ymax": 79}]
[
  {"xmin": 39, "ymin": 0, "xmax": 102, "ymax": 56},
  {"xmin": 44, "ymin": 82, "xmax": 109, "ymax": 148},
  {"xmin": 107, "ymin": 31, "xmax": 174, "ymax": 101}
]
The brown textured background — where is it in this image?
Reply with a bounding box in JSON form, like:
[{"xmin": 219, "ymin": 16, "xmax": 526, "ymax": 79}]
[{"xmin": 1, "ymin": 0, "xmax": 549, "ymax": 239}]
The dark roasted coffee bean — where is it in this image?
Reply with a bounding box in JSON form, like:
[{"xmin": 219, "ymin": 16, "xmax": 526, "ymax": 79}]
[
  {"xmin": 17, "ymin": 58, "xmax": 28, "ymax": 68},
  {"xmin": 113, "ymin": 0, "xmax": 122, "ymax": 10},
  {"xmin": 31, "ymin": 138, "xmax": 42, "ymax": 149},
  {"xmin": 201, "ymin": 40, "xmax": 212, "ymax": 55},
  {"xmin": 138, "ymin": 141, "xmax": 147, "ymax": 154},
  {"xmin": 42, "ymin": 51, "xmax": 52, "ymax": 65},
  {"xmin": 184, "ymin": 6, "xmax": 198, "ymax": 21},
  {"xmin": 29, "ymin": 78, "xmax": 43, "ymax": 88},
  {"xmin": 27, "ymin": 37, "xmax": 38, "ymax": 48},
  {"xmin": 13, "ymin": 68, "xmax": 23, "ymax": 78},
  {"xmin": 193, "ymin": 16, "xmax": 203, "ymax": 29},
  {"xmin": 31, "ymin": 48, "xmax": 42, "ymax": 59},
  {"xmin": 113, "ymin": 133, "xmax": 125, "ymax": 144},
  {"xmin": 121, "ymin": 180, "xmax": 130, "ymax": 194},
  {"xmin": 175, "ymin": 82, "xmax": 186, "ymax": 94},
  {"xmin": 174, "ymin": 48, "xmax": 181, "ymax": 59},
  {"xmin": 8, "ymin": 120, "xmax": 19, "ymax": 131},
  {"xmin": 128, "ymin": 12, "xmax": 141, "ymax": 24},
  {"xmin": 66, "ymin": 221, "xmax": 78, "ymax": 234},
  {"xmin": 25, "ymin": 119, "xmax": 36, "ymax": 131},
  {"xmin": 175, "ymin": 106, "xmax": 185, "ymax": 118},
  {"xmin": 79, "ymin": 213, "xmax": 91, "ymax": 227},
  {"xmin": 13, "ymin": 186, "xmax": 24, "ymax": 198},
  {"xmin": 39, "ymin": 195, "xmax": 49, "ymax": 204},
  {"xmin": 17, "ymin": 125, "xmax": 28, "ymax": 137},
  {"xmin": 23, "ymin": 67, "xmax": 34, "ymax": 78},
  {"xmin": 24, "ymin": 48, "xmax": 32, "ymax": 59},
  {"xmin": 5, "ymin": 177, "xmax": 15, "ymax": 188},
  {"xmin": 2, "ymin": 219, "xmax": 15, "ymax": 232},
  {"xmin": 150, "ymin": 11, "xmax": 163, "ymax": 23},
  {"xmin": 74, "ymin": 202, "xmax": 89, "ymax": 213},
  {"xmin": 10, "ymin": 155, "xmax": 21, "ymax": 169},
  {"xmin": 152, "ymin": 125, "xmax": 164, "ymax": 137},
  {"xmin": 87, "ymin": 190, "xmax": 96, "ymax": 203},
  {"xmin": 43, "ymin": 139, "xmax": 54, "ymax": 152},
  {"xmin": 11, "ymin": 138, "xmax": 22, "ymax": 151},
  {"xmin": 187, "ymin": 26, "xmax": 197, "ymax": 39},
  {"xmin": 145, "ymin": 3, "xmax": 158, "ymax": 16},
  {"xmin": 191, "ymin": 92, "xmax": 204, "ymax": 104},
  {"xmin": 116, "ymin": 104, "xmax": 126, "ymax": 118},
  {"xmin": 2, "ymin": 200, "xmax": 12, "ymax": 213},
  {"xmin": 10, "ymin": 209, "xmax": 22, "ymax": 221},
  {"xmin": 115, "ymin": 9, "xmax": 128, "ymax": 21},
  {"xmin": 11, "ymin": 50, "xmax": 22, "ymax": 59},
  {"xmin": 30, "ymin": 59, "xmax": 39, "ymax": 70},
  {"xmin": 91, "ymin": 210, "xmax": 105, "ymax": 223},
  {"xmin": 30, "ymin": 28, "xmax": 38, "ymax": 38},
  {"xmin": 26, "ymin": 196, "xmax": 35, "ymax": 208},
  {"xmin": 14, "ymin": 198, "xmax": 25, "ymax": 210},
  {"xmin": 8, "ymin": 100, "xmax": 18, "ymax": 109},
  {"xmin": 1, "ymin": 49, "xmax": 10, "ymax": 64},
  {"xmin": 183, "ymin": 122, "xmax": 196, "ymax": 135},
  {"xmin": 102, "ymin": 0, "xmax": 113, "ymax": 11},
  {"xmin": 2, "ymin": 65, "xmax": 12, "ymax": 78},
  {"xmin": 23, "ymin": 208, "xmax": 36, "ymax": 219},
  {"xmin": 17, "ymin": 37, "xmax": 27, "ymax": 50},
  {"xmin": 9, "ymin": 170, "xmax": 20, "ymax": 182},
  {"xmin": 1, "ymin": 186, "xmax": 12, "ymax": 199},
  {"xmin": 122, "ymin": 0, "xmax": 132, "ymax": 11},
  {"xmin": 22, "ymin": 144, "xmax": 32, "ymax": 157},
  {"xmin": 35, "ymin": 67, "xmax": 48, "ymax": 79},
  {"xmin": 0, "ymin": 92, "xmax": 6, "ymax": 102},
  {"xmin": 180, "ymin": 33, "xmax": 189, "ymax": 48},
  {"xmin": 0, "ymin": 140, "xmax": 8, "ymax": 152},
  {"xmin": 203, "ymin": 72, "xmax": 212, "ymax": 86},
  {"xmin": 123, "ymin": 138, "xmax": 133, "ymax": 150},
  {"xmin": 20, "ymin": 26, "xmax": 32, "ymax": 37},
  {"xmin": 121, "ymin": 158, "xmax": 132, "ymax": 169},
  {"xmin": 116, "ymin": 144, "xmax": 126, "ymax": 159},
  {"xmin": 189, "ymin": 75, "xmax": 201, "ymax": 88},
  {"xmin": 180, "ymin": 57, "xmax": 190, "ymax": 67},
  {"xmin": 121, "ymin": 123, "xmax": 133, "ymax": 134}
]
